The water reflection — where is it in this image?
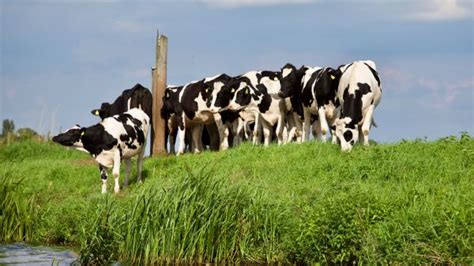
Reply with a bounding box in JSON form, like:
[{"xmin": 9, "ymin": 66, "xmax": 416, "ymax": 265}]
[{"xmin": 0, "ymin": 243, "xmax": 78, "ymax": 265}]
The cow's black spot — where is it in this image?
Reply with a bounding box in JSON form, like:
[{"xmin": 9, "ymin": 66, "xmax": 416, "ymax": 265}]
[
  {"xmin": 81, "ymin": 124, "xmax": 118, "ymax": 157},
  {"xmin": 350, "ymin": 140, "xmax": 355, "ymax": 145},
  {"xmin": 258, "ymin": 93, "xmax": 271, "ymax": 113},
  {"xmin": 357, "ymin": 82, "xmax": 371, "ymax": 95},
  {"xmin": 344, "ymin": 130, "xmax": 353, "ymax": 142},
  {"xmin": 363, "ymin": 63, "xmax": 380, "ymax": 87}
]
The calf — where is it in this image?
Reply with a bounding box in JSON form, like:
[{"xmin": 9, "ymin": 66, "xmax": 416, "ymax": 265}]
[
  {"xmin": 334, "ymin": 60, "xmax": 382, "ymax": 151},
  {"xmin": 52, "ymin": 108, "xmax": 150, "ymax": 193}
]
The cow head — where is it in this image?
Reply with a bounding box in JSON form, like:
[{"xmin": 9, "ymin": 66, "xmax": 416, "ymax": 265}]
[
  {"xmin": 206, "ymin": 74, "xmax": 234, "ymax": 113},
  {"xmin": 52, "ymin": 125, "xmax": 84, "ymax": 148},
  {"xmin": 91, "ymin": 103, "xmax": 112, "ymax": 120},
  {"xmin": 161, "ymin": 86, "xmax": 182, "ymax": 119},
  {"xmin": 214, "ymin": 78, "xmax": 252, "ymax": 112},
  {"xmin": 335, "ymin": 117, "xmax": 358, "ymax": 152},
  {"xmin": 278, "ymin": 63, "xmax": 302, "ymax": 98}
]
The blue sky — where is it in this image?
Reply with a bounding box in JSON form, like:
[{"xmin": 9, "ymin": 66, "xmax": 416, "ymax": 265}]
[{"xmin": 1, "ymin": 0, "xmax": 473, "ymax": 143}]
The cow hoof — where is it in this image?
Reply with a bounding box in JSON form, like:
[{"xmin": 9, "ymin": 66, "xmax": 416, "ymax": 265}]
[{"xmin": 114, "ymin": 187, "xmax": 120, "ymax": 194}]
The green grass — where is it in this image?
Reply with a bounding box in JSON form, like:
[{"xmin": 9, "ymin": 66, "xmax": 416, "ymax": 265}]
[{"xmin": 0, "ymin": 135, "xmax": 473, "ymax": 264}]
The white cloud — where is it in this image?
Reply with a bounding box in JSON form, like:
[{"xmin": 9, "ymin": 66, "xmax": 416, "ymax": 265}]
[
  {"xmin": 410, "ymin": 0, "xmax": 471, "ymax": 21},
  {"xmin": 200, "ymin": 0, "xmax": 316, "ymax": 8}
]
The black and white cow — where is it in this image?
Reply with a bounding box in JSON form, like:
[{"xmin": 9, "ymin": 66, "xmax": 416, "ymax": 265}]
[
  {"xmin": 334, "ymin": 60, "xmax": 382, "ymax": 151},
  {"xmin": 161, "ymin": 85, "xmax": 185, "ymax": 154},
  {"xmin": 91, "ymin": 83, "xmax": 152, "ymax": 120},
  {"xmin": 300, "ymin": 66, "xmax": 341, "ymax": 143},
  {"xmin": 278, "ymin": 64, "xmax": 341, "ymax": 143},
  {"xmin": 278, "ymin": 63, "xmax": 308, "ymax": 142},
  {"xmin": 89, "ymin": 83, "xmax": 153, "ymax": 183},
  {"xmin": 175, "ymin": 74, "xmax": 234, "ymax": 155},
  {"xmin": 52, "ymin": 108, "xmax": 150, "ymax": 193},
  {"xmin": 216, "ymin": 70, "xmax": 287, "ymax": 146}
]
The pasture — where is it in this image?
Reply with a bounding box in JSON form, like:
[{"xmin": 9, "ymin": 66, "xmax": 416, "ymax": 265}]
[{"xmin": 1, "ymin": 135, "xmax": 473, "ymax": 264}]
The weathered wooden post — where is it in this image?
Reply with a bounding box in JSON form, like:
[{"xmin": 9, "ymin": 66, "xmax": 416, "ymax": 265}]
[{"xmin": 151, "ymin": 30, "xmax": 168, "ymax": 156}]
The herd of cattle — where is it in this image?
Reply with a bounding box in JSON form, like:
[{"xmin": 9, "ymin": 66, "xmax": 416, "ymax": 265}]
[
  {"xmin": 52, "ymin": 60, "xmax": 382, "ymax": 193},
  {"xmin": 163, "ymin": 60, "xmax": 382, "ymax": 154}
]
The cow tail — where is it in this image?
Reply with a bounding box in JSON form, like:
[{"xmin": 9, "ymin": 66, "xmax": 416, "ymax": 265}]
[{"xmin": 372, "ymin": 117, "xmax": 378, "ymax": 128}]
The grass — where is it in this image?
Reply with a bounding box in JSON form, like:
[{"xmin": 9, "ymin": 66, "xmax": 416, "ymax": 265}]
[{"xmin": 0, "ymin": 134, "xmax": 473, "ymax": 264}]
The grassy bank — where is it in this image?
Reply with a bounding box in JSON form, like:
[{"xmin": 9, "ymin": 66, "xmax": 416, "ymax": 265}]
[{"xmin": 0, "ymin": 135, "xmax": 473, "ymax": 264}]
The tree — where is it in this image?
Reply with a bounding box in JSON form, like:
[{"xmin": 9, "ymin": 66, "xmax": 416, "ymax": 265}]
[{"xmin": 2, "ymin": 119, "xmax": 15, "ymax": 137}]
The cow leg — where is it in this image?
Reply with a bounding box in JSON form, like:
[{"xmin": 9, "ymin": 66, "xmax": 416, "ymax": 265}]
[
  {"xmin": 318, "ymin": 107, "xmax": 329, "ymax": 142},
  {"xmin": 176, "ymin": 117, "xmax": 186, "ymax": 155},
  {"xmin": 235, "ymin": 119, "xmax": 244, "ymax": 146},
  {"xmin": 252, "ymin": 114, "xmax": 261, "ymax": 145},
  {"xmin": 361, "ymin": 105, "xmax": 375, "ymax": 146},
  {"xmin": 276, "ymin": 114, "xmax": 285, "ymax": 145},
  {"xmin": 191, "ymin": 125, "xmax": 203, "ymax": 153},
  {"xmin": 99, "ymin": 164, "xmax": 108, "ymax": 194},
  {"xmin": 213, "ymin": 113, "xmax": 229, "ymax": 151},
  {"xmin": 168, "ymin": 118, "xmax": 177, "ymax": 154},
  {"xmin": 112, "ymin": 150, "xmax": 121, "ymax": 194},
  {"xmin": 313, "ymin": 120, "xmax": 323, "ymax": 141},
  {"xmin": 262, "ymin": 124, "xmax": 272, "ymax": 147},
  {"xmin": 124, "ymin": 158, "xmax": 131, "ymax": 187},
  {"xmin": 303, "ymin": 108, "xmax": 311, "ymax": 142}
]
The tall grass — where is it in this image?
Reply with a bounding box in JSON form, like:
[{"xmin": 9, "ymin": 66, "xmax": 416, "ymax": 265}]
[
  {"xmin": 79, "ymin": 167, "xmax": 283, "ymax": 264},
  {"xmin": 0, "ymin": 174, "xmax": 37, "ymax": 242}
]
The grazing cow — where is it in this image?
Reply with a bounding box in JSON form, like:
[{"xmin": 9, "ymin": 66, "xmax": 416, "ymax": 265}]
[
  {"xmin": 216, "ymin": 70, "xmax": 288, "ymax": 146},
  {"xmin": 91, "ymin": 83, "xmax": 152, "ymax": 120},
  {"xmin": 90, "ymin": 83, "xmax": 152, "ymax": 183},
  {"xmin": 52, "ymin": 108, "xmax": 150, "ymax": 193},
  {"xmin": 175, "ymin": 74, "xmax": 234, "ymax": 155},
  {"xmin": 334, "ymin": 60, "xmax": 382, "ymax": 151}
]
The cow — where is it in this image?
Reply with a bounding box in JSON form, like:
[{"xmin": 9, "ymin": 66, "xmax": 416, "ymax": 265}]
[
  {"xmin": 91, "ymin": 83, "xmax": 152, "ymax": 120},
  {"xmin": 300, "ymin": 66, "xmax": 341, "ymax": 143},
  {"xmin": 334, "ymin": 60, "xmax": 382, "ymax": 151},
  {"xmin": 278, "ymin": 63, "xmax": 341, "ymax": 143},
  {"xmin": 175, "ymin": 74, "xmax": 234, "ymax": 155},
  {"xmin": 161, "ymin": 85, "xmax": 185, "ymax": 154},
  {"xmin": 52, "ymin": 108, "xmax": 150, "ymax": 193},
  {"xmin": 215, "ymin": 70, "xmax": 288, "ymax": 146},
  {"xmin": 90, "ymin": 83, "xmax": 152, "ymax": 178}
]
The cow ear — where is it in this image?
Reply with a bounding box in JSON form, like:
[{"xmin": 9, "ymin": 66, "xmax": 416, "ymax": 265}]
[{"xmin": 91, "ymin": 109, "xmax": 101, "ymax": 116}]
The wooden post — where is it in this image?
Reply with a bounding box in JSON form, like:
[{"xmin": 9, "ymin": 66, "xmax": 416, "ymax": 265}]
[{"xmin": 151, "ymin": 31, "xmax": 168, "ymax": 156}]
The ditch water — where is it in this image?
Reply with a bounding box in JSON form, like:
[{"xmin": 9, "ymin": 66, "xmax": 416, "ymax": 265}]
[{"xmin": 0, "ymin": 243, "xmax": 78, "ymax": 265}]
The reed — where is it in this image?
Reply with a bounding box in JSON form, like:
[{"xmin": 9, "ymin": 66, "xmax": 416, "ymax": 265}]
[{"xmin": 0, "ymin": 174, "xmax": 37, "ymax": 242}]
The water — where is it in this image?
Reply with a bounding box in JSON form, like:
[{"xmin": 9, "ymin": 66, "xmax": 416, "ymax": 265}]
[{"xmin": 0, "ymin": 243, "xmax": 78, "ymax": 266}]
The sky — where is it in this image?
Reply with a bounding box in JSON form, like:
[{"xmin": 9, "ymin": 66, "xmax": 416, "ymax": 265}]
[{"xmin": 1, "ymin": 0, "xmax": 473, "ymax": 143}]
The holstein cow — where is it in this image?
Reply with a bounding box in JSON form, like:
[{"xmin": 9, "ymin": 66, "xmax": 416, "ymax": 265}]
[
  {"xmin": 334, "ymin": 60, "xmax": 382, "ymax": 151},
  {"xmin": 300, "ymin": 66, "xmax": 341, "ymax": 143},
  {"xmin": 52, "ymin": 108, "xmax": 150, "ymax": 193},
  {"xmin": 175, "ymin": 74, "xmax": 234, "ymax": 155},
  {"xmin": 215, "ymin": 70, "xmax": 288, "ymax": 146},
  {"xmin": 89, "ymin": 83, "xmax": 153, "ymax": 184},
  {"xmin": 91, "ymin": 83, "xmax": 152, "ymax": 120},
  {"xmin": 161, "ymin": 85, "xmax": 186, "ymax": 154},
  {"xmin": 278, "ymin": 63, "xmax": 308, "ymax": 142},
  {"xmin": 278, "ymin": 64, "xmax": 341, "ymax": 143}
]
